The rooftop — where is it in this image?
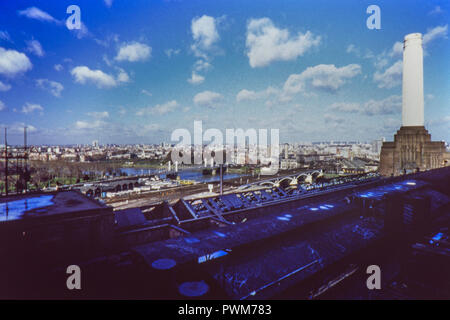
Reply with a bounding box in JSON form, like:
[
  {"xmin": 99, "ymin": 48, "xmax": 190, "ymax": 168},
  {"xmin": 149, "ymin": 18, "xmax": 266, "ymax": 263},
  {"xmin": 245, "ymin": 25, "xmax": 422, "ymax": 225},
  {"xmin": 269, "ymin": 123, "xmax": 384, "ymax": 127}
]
[{"xmin": 0, "ymin": 191, "xmax": 107, "ymax": 222}]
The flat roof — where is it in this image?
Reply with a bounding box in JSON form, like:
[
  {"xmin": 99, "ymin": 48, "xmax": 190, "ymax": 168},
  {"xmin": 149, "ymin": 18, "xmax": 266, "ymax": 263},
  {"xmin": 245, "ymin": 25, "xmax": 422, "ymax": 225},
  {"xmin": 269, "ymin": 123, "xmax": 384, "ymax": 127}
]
[{"xmin": 0, "ymin": 191, "xmax": 107, "ymax": 222}]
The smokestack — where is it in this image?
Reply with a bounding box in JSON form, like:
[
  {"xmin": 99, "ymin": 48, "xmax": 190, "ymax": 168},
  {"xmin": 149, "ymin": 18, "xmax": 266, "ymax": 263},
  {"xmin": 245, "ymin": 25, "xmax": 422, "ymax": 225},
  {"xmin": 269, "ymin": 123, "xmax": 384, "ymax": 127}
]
[{"xmin": 402, "ymin": 33, "xmax": 424, "ymax": 127}]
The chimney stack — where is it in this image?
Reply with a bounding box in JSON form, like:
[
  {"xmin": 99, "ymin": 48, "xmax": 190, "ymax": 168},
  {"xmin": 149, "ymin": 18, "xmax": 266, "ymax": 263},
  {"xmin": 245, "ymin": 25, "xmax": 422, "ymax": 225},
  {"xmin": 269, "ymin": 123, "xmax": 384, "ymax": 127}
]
[{"xmin": 402, "ymin": 33, "xmax": 424, "ymax": 127}]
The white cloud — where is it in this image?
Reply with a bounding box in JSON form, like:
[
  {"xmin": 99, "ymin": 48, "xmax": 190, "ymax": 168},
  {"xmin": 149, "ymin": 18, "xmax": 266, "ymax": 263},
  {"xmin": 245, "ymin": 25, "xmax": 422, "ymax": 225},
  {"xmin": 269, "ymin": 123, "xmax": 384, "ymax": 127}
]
[
  {"xmin": 26, "ymin": 39, "xmax": 45, "ymax": 57},
  {"xmin": 346, "ymin": 44, "xmax": 360, "ymax": 56},
  {"xmin": 137, "ymin": 100, "xmax": 179, "ymax": 116},
  {"xmin": 193, "ymin": 91, "xmax": 223, "ymax": 108},
  {"xmin": 373, "ymin": 60, "xmax": 402, "ymax": 89},
  {"xmin": 324, "ymin": 113, "xmax": 345, "ymax": 126},
  {"xmin": 237, "ymin": 64, "xmax": 360, "ymax": 104},
  {"xmin": 116, "ymin": 68, "xmax": 130, "ymax": 83},
  {"xmin": 187, "ymin": 72, "xmax": 205, "ymax": 85},
  {"xmin": 0, "ymin": 100, "xmax": 5, "ymax": 111},
  {"xmin": 95, "ymin": 34, "xmax": 120, "ymax": 48},
  {"xmin": 346, "ymin": 44, "xmax": 376, "ymax": 60},
  {"xmin": 282, "ymin": 64, "xmax": 361, "ymax": 99},
  {"xmin": 36, "ymin": 79, "xmax": 64, "ymax": 97},
  {"xmin": 194, "ymin": 59, "xmax": 212, "ymax": 72},
  {"xmin": 142, "ymin": 123, "xmax": 160, "ymax": 132},
  {"xmin": 75, "ymin": 120, "xmax": 105, "ymax": 129},
  {"xmin": 165, "ymin": 48, "xmax": 180, "ymax": 57},
  {"xmin": 235, "ymin": 87, "xmax": 278, "ymax": 102},
  {"xmin": 115, "ymin": 42, "xmax": 151, "ymax": 62},
  {"xmin": 18, "ymin": 7, "xmax": 59, "ymax": 23},
  {"xmin": 141, "ymin": 89, "xmax": 152, "ymax": 97},
  {"xmin": 21, "ymin": 103, "xmax": 43, "ymax": 114},
  {"xmin": 104, "ymin": 0, "xmax": 113, "ymax": 8},
  {"xmin": 189, "ymin": 15, "xmax": 221, "ymax": 84},
  {"xmin": 362, "ymin": 95, "xmax": 401, "ymax": 115},
  {"xmin": 71, "ymin": 66, "xmax": 123, "ymax": 88},
  {"xmin": 76, "ymin": 120, "xmax": 89, "ymax": 129},
  {"xmin": 0, "ymin": 80, "xmax": 11, "ymax": 92},
  {"xmin": 329, "ymin": 102, "xmax": 360, "ymax": 113},
  {"xmin": 428, "ymin": 6, "xmax": 443, "ymax": 15},
  {"xmin": 54, "ymin": 64, "xmax": 63, "ymax": 71},
  {"xmin": 87, "ymin": 111, "xmax": 109, "ymax": 119},
  {"xmin": 381, "ymin": 117, "xmax": 401, "ymax": 132},
  {"xmin": 236, "ymin": 89, "xmax": 259, "ymax": 102},
  {"xmin": 374, "ymin": 57, "xmax": 389, "ymax": 70},
  {"xmin": 246, "ymin": 17, "xmax": 321, "ymax": 68},
  {"xmin": 191, "ymin": 15, "xmax": 219, "ymax": 58},
  {"xmin": 0, "ymin": 47, "xmax": 32, "ymax": 76},
  {"xmin": 0, "ymin": 31, "xmax": 11, "ymax": 42},
  {"xmin": 71, "ymin": 22, "xmax": 90, "ymax": 39},
  {"xmin": 423, "ymin": 25, "xmax": 448, "ymax": 45},
  {"xmin": 191, "ymin": 59, "xmax": 212, "ymax": 82},
  {"xmin": 429, "ymin": 115, "xmax": 450, "ymax": 126},
  {"xmin": 389, "ymin": 41, "xmax": 403, "ymax": 57},
  {"xmin": 328, "ymin": 95, "xmax": 401, "ymax": 116}
]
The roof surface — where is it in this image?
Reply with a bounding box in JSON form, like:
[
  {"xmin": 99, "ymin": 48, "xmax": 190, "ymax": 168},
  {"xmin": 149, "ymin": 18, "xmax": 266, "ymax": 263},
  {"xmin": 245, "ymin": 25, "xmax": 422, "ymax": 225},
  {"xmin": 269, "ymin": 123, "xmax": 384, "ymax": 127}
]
[{"xmin": 0, "ymin": 191, "xmax": 106, "ymax": 222}]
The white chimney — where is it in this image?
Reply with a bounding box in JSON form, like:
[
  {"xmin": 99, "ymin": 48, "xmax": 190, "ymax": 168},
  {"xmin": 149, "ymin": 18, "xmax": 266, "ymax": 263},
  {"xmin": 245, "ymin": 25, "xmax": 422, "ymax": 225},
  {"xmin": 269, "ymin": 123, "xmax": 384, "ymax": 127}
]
[{"xmin": 402, "ymin": 33, "xmax": 424, "ymax": 127}]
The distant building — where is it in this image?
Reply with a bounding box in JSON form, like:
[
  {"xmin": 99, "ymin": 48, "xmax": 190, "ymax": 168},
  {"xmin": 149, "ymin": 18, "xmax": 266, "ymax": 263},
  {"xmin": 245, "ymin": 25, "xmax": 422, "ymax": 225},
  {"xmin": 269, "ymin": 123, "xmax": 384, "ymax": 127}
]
[
  {"xmin": 280, "ymin": 158, "xmax": 298, "ymax": 170},
  {"xmin": 371, "ymin": 138, "xmax": 385, "ymax": 155}
]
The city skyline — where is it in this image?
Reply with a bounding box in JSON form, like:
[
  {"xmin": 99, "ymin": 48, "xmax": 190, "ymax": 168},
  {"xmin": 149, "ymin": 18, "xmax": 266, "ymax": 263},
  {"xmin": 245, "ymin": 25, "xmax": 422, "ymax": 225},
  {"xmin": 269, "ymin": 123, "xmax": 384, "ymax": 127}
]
[{"xmin": 0, "ymin": 0, "xmax": 449, "ymax": 145}]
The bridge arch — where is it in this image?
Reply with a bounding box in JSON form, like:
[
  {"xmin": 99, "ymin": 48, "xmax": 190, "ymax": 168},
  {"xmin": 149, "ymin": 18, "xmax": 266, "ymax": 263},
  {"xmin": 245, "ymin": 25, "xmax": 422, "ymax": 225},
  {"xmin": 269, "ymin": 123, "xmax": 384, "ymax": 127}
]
[
  {"xmin": 278, "ymin": 177, "xmax": 294, "ymax": 189},
  {"xmin": 260, "ymin": 181, "xmax": 276, "ymax": 187},
  {"xmin": 311, "ymin": 170, "xmax": 322, "ymax": 177},
  {"xmin": 295, "ymin": 173, "xmax": 309, "ymax": 181}
]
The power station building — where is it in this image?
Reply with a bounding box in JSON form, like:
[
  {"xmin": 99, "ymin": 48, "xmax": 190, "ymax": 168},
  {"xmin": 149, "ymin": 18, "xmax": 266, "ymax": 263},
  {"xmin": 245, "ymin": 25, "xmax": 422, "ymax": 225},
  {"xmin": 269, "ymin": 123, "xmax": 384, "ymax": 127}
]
[{"xmin": 380, "ymin": 33, "xmax": 446, "ymax": 176}]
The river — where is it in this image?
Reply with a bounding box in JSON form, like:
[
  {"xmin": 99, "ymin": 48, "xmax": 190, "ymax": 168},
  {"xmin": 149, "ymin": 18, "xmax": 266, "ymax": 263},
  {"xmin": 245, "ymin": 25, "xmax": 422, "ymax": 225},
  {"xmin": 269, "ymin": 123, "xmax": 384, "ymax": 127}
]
[{"xmin": 119, "ymin": 167, "xmax": 247, "ymax": 183}]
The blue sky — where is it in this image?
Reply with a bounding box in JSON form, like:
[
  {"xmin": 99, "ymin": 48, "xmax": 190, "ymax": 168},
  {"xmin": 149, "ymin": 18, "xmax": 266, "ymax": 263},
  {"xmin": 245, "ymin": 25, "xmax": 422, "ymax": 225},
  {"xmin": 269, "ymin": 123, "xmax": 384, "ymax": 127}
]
[{"xmin": 0, "ymin": 0, "xmax": 449, "ymax": 145}]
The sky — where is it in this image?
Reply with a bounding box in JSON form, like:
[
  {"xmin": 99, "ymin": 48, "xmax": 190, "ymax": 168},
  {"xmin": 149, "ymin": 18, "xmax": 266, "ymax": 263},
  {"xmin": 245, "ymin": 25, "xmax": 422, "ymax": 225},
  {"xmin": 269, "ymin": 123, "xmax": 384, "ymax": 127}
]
[{"xmin": 0, "ymin": 0, "xmax": 449, "ymax": 145}]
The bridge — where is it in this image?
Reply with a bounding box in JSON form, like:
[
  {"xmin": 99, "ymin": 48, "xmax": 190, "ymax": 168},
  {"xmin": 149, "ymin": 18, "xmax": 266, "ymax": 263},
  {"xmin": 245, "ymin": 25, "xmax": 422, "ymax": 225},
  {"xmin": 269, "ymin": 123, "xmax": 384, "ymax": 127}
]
[
  {"xmin": 239, "ymin": 169, "xmax": 324, "ymax": 190},
  {"xmin": 61, "ymin": 177, "xmax": 142, "ymax": 197}
]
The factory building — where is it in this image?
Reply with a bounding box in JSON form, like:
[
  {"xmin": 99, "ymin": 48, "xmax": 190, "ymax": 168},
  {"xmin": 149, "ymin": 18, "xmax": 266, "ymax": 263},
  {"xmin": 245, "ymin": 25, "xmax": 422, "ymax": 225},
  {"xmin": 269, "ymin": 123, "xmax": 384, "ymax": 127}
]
[{"xmin": 380, "ymin": 33, "xmax": 446, "ymax": 176}]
